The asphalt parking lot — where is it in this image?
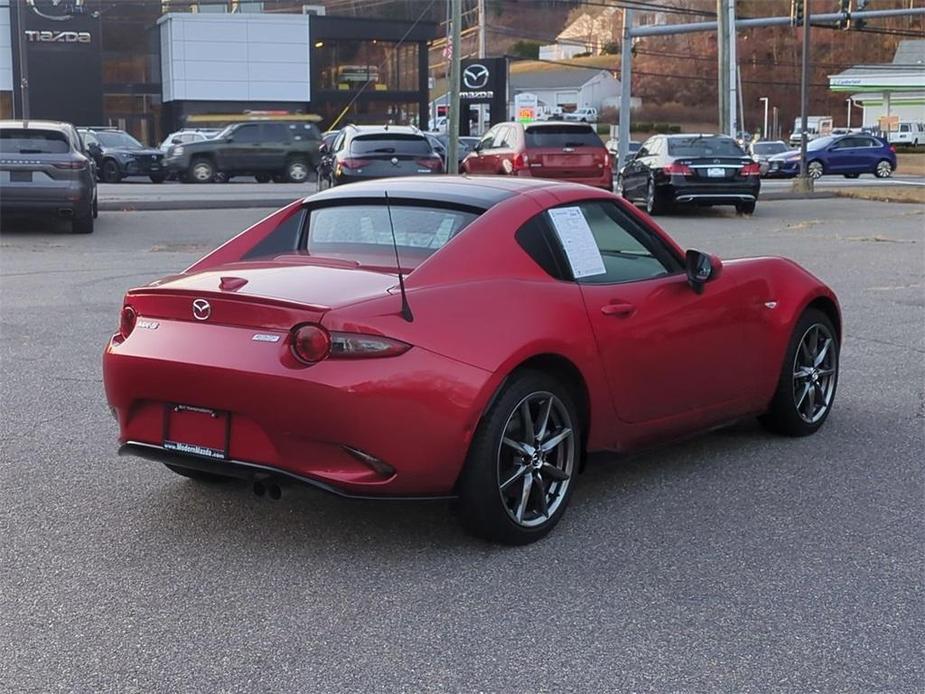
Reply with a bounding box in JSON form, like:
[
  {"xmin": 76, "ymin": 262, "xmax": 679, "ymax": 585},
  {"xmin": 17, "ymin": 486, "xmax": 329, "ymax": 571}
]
[{"xmin": 1, "ymin": 198, "xmax": 922, "ymax": 692}]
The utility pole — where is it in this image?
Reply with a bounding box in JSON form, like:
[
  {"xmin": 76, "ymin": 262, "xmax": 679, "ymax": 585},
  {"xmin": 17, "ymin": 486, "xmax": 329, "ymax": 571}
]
[
  {"xmin": 717, "ymin": 0, "xmax": 728, "ymax": 134},
  {"xmin": 759, "ymin": 97, "xmax": 769, "ymax": 139},
  {"xmin": 794, "ymin": 0, "xmax": 813, "ymax": 192},
  {"xmin": 446, "ymin": 0, "xmax": 462, "ymax": 174},
  {"xmin": 16, "ymin": 0, "xmax": 30, "ymax": 120},
  {"xmin": 477, "ymin": 0, "xmax": 486, "ymax": 59},
  {"xmin": 617, "ymin": 8, "xmax": 633, "ymax": 172}
]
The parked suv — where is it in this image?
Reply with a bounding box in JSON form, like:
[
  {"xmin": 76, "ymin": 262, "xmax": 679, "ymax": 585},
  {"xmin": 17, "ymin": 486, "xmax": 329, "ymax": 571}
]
[
  {"xmin": 318, "ymin": 125, "xmax": 443, "ymax": 188},
  {"xmin": 462, "ymin": 121, "xmax": 611, "ymax": 191},
  {"xmin": 78, "ymin": 127, "xmax": 166, "ymax": 183},
  {"xmin": 1, "ymin": 120, "xmax": 97, "ymax": 233},
  {"xmin": 165, "ymin": 120, "xmax": 322, "ymax": 183},
  {"xmin": 617, "ymin": 134, "xmax": 760, "ymax": 215}
]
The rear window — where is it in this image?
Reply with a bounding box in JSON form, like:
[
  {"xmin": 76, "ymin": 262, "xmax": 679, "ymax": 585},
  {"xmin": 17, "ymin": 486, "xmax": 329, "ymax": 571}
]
[
  {"xmin": 306, "ymin": 204, "xmax": 477, "ymax": 265},
  {"xmin": 667, "ymin": 136, "xmax": 744, "ymax": 157},
  {"xmin": 524, "ymin": 125, "xmax": 602, "ymax": 149},
  {"xmin": 0, "ymin": 129, "xmax": 69, "ymax": 154},
  {"xmin": 753, "ymin": 142, "xmax": 788, "ymax": 155},
  {"xmin": 350, "ymin": 135, "xmax": 432, "ymax": 156}
]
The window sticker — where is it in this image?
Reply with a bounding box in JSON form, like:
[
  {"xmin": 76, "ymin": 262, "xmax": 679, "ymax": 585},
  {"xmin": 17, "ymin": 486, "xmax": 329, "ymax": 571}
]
[{"xmin": 547, "ymin": 206, "xmax": 606, "ymax": 278}]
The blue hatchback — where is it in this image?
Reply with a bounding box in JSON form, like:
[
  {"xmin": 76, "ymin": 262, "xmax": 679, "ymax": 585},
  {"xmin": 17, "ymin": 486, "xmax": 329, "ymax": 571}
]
[{"xmin": 766, "ymin": 134, "xmax": 897, "ymax": 179}]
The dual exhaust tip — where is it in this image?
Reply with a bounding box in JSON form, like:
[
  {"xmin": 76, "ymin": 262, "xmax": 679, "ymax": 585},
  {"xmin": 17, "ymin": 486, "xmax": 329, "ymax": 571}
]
[{"xmin": 252, "ymin": 478, "xmax": 283, "ymax": 500}]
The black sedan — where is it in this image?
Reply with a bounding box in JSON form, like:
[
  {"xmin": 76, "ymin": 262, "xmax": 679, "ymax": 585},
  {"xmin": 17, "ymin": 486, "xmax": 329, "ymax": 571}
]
[
  {"xmin": 78, "ymin": 128, "xmax": 166, "ymax": 183},
  {"xmin": 617, "ymin": 134, "xmax": 761, "ymax": 215}
]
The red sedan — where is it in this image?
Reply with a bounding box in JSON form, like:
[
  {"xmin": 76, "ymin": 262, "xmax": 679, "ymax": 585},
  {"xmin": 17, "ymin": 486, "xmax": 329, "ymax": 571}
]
[{"xmin": 104, "ymin": 176, "xmax": 841, "ymax": 544}]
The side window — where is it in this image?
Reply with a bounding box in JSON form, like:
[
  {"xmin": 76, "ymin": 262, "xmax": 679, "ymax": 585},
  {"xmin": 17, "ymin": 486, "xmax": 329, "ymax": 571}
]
[
  {"xmin": 478, "ymin": 127, "xmax": 497, "ymax": 151},
  {"xmin": 492, "ymin": 125, "xmax": 510, "ymax": 149},
  {"xmin": 262, "ymin": 123, "xmax": 290, "ymax": 144},
  {"xmin": 233, "ymin": 124, "xmax": 261, "ymax": 143},
  {"xmin": 548, "ymin": 201, "xmax": 682, "ymax": 285}
]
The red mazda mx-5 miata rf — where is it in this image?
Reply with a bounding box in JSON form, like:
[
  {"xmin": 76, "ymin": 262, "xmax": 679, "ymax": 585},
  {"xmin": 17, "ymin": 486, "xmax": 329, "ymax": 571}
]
[{"xmin": 104, "ymin": 176, "xmax": 840, "ymax": 544}]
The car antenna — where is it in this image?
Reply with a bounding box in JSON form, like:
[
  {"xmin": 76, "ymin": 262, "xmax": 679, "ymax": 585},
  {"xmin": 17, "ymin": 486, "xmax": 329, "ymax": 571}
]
[{"xmin": 384, "ymin": 191, "xmax": 414, "ymax": 323}]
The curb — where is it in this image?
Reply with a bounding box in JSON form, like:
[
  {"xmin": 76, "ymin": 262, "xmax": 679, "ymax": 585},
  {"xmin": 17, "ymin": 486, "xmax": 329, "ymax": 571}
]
[{"xmin": 99, "ymin": 197, "xmax": 302, "ymax": 212}]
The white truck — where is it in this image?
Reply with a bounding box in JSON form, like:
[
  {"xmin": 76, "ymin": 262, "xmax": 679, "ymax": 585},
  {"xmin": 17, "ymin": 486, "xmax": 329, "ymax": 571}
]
[
  {"xmin": 789, "ymin": 116, "xmax": 833, "ymax": 146},
  {"xmin": 564, "ymin": 107, "xmax": 598, "ymax": 123}
]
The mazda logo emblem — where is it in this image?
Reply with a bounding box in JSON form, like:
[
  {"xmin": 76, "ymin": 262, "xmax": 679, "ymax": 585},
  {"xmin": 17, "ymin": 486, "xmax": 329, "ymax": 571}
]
[
  {"xmin": 27, "ymin": 0, "xmax": 84, "ymax": 22},
  {"xmin": 463, "ymin": 64, "xmax": 490, "ymax": 90},
  {"xmin": 192, "ymin": 298, "xmax": 211, "ymax": 321}
]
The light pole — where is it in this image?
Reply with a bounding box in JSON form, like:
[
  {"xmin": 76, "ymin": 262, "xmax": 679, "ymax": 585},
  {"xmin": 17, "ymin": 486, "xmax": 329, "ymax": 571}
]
[{"xmin": 759, "ymin": 97, "xmax": 769, "ymax": 139}]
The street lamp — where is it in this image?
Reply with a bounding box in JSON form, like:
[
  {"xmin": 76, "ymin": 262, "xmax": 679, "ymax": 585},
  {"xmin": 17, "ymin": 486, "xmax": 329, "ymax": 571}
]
[{"xmin": 759, "ymin": 97, "xmax": 769, "ymax": 139}]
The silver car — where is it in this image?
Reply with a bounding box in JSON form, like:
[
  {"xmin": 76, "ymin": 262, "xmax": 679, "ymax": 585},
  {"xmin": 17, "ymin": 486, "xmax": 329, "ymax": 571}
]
[{"xmin": 0, "ymin": 120, "xmax": 97, "ymax": 234}]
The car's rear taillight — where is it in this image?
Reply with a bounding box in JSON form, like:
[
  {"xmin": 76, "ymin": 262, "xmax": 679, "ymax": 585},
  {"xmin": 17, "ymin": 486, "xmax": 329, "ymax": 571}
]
[
  {"xmin": 512, "ymin": 152, "xmax": 529, "ymax": 171},
  {"xmin": 740, "ymin": 162, "xmax": 761, "ymax": 176},
  {"xmin": 416, "ymin": 156, "xmax": 443, "ymax": 171},
  {"xmin": 330, "ymin": 333, "xmax": 411, "ymax": 358},
  {"xmin": 663, "ymin": 163, "xmax": 692, "ymax": 175},
  {"xmin": 119, "ymin": 305, "xmax": 136, "ymax": 340},
  {"xmin": 291, "ymin": 325, "xmax": 331, "ymax": 364},
  {"xmin": 52, "ymin": 160, "xmax": 88, "ymax": 170},
  {"xmin": 340, "ymin": 158, "xmax": 371, "ymax": 170}
]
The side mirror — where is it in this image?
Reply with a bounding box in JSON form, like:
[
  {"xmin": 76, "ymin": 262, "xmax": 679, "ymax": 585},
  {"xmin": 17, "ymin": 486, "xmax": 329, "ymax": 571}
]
[{"xmin": 685, "ymin": 249, "xmax": 722, "ymax": 294}]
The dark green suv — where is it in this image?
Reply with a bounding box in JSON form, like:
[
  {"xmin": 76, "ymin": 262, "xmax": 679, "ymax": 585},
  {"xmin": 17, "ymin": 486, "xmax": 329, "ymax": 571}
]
[{"xmin": 164, "ymin": 121, "xmax": 321, "ymax": 184}]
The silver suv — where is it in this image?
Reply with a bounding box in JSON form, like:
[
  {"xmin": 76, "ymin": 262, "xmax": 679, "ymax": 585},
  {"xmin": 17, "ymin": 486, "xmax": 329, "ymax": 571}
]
[{"xmin": 0, "ymin": 120, "xmax": 98, "ymax": 234}]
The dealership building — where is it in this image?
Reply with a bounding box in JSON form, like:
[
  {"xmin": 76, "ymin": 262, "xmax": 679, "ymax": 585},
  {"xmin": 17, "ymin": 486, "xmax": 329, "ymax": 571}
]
[{"xmin": 0, "ymin": 1, "xmax": 436, "ymax": 145}]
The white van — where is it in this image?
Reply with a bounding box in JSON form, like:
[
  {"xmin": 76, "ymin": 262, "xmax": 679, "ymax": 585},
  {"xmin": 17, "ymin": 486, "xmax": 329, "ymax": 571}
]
[{"xmin": 888, "ymin": 122, "xmax": 924, "ymax": 147}]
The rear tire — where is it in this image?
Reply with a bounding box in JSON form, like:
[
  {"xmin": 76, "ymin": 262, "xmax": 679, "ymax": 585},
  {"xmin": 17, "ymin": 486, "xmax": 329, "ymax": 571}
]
[
  {"xmin": 759, "ymin": 308, "xmax": 839, "ymax": 437},
  {"xmin": 72, "ymin": 213, "xmax": 94, "ymax": 234},
  {"xmin": 163, "ymin": 463, "xmax": 231, "ymax": 483},
  {"xmin": 457, "ymin": 370, "xmax": 581, "ymax": 545},
  {"xmin": 736, "ymin": 201, "xmax": 756, "ymax": 215}
]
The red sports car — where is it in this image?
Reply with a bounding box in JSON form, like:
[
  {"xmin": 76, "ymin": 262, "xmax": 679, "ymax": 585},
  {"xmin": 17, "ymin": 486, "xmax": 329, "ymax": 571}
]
[{"xmin": 104, "ymin": 176, "xmax": 841, "ymax": 544}]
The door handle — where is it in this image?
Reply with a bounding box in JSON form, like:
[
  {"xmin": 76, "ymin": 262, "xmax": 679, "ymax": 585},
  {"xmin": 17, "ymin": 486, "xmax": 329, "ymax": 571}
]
[{"xmin": 601, "ymin": 302, "xmax": 636, "ymax": 317}]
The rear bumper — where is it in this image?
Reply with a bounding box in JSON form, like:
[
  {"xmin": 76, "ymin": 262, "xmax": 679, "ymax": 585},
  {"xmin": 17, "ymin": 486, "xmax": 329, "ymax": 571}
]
[
  {"xmin": 0, "ymin": 185, "xmax": 93, "ymax": 216},
  {"xmin": 103, "ymin": 322, "xmax": 494, "ymax": 497}
]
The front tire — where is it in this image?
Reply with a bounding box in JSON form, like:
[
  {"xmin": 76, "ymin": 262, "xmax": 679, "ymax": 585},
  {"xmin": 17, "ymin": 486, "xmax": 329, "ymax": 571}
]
[
  {"xmin": 285, "ymin": 158, "xmax": 309, "ymax": 183},
  {"xmin": 759, "ymin": 308, "xmax": 839, "ymax": 436},
  {"xmin": 101, "ymin": 159, "xmax": 122, "ymax": 183},
  {"xmin": 457, "ymin": 370, "xmax": 581, "ymax": 545},
  {"xmin": 188, "ymin": 158, "xmax": 215, "ymax": 183}
]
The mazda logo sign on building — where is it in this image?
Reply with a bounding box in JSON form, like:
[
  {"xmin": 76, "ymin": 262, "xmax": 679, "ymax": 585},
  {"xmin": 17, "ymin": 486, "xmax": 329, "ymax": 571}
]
[
  {"xmin": 463, "ymin": 64, "xmax": 490, "ymax": 90},
  {"xmin": 27, "ymin": 0, "xmax": 84, "ymax": 22}
]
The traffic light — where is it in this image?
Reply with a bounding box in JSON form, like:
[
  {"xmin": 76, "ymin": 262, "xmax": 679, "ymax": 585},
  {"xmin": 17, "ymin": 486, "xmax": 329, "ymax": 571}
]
[
  {"xmin": 837, "ymin": 0, "xmax": 850, "ymax": 30},
  {"xmin": 852, "ymin": 0, "xmax": 868, "ymax": 30},
  {"xmin": 790, "ymin": 0, "xmax": 804, "ymax": 26}
]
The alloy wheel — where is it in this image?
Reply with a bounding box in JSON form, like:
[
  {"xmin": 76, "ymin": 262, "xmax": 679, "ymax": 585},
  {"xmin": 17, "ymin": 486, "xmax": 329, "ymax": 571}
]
[
  {"xmin": 792, "ymin": 323, "xmax": 837, "ymax": 424},
  {"xmin": 288, "ymin": 161, "xmax": 308, "ymax": 182},
  {"xmin": 496, "ymin": 391, "xmax": 575, "ymax": 528},
  {"xmin": 191, "ymin": 161, "xmax": 214, "ymax": 183}
]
